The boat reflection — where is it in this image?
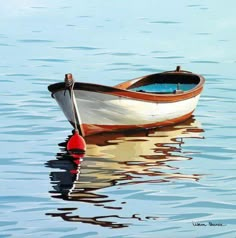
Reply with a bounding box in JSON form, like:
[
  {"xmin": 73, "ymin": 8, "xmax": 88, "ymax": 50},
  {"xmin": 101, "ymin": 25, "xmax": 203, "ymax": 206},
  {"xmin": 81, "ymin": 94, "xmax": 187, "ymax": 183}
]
[{"xmin": 46, "ymin": 117, "xmax": 204, "ymax": 228}]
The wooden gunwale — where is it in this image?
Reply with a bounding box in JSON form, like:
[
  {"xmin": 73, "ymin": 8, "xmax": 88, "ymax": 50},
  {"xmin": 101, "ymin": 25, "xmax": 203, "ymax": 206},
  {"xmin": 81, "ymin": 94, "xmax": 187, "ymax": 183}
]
[{"xmin": 48, "ymin": 71, "xmax": 205, "ymax": 103}]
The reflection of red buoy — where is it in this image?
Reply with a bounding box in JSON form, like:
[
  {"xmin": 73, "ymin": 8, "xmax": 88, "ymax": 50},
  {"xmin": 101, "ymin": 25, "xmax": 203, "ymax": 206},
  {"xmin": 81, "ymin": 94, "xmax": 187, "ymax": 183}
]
[
  {"xmin": 66, "ymin": 130, "xmax": 86, "ymax": 155},
  {"xmin": 70, "ymin": 169, "xmax": 79, "ymax": 174}
]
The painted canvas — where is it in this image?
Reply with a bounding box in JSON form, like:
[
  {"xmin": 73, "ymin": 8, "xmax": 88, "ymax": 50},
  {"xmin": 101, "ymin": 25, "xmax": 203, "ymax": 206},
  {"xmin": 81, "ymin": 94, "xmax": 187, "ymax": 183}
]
[{"xmin": 1, "ymin": 1, "xmax": 235, "ymax": 237}]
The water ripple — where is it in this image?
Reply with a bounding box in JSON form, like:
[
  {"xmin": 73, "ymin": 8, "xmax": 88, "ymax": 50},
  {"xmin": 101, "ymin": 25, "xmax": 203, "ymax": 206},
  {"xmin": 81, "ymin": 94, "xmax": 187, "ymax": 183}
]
[
  {"xmin": 125, "ymin": 192, "xmax": 195, "ymax": 201},
  {"xmin": 18, "ymin": 39, "xmax": 54, "ymax": 43},
  {"xmin": 29, "ymin": 58, "xmax": 71, "ymax": 62},
  {"xmin": 171, "ymin": 212, "xmax": 211, "ymax": 221},
  {"xmin": 0, "ymin": 196, "xmax": 48, "ymax": 203},
  {"xmin": 175, "ymin": 201, "xmax": 236, "ymax": 210},
  {"xmin": 197, "ymin": 230, "xmax": 236, "ymax": 238},
  {"xmin": 150, "ymin": 21, "xmax": 181, "ymax": 24},
  {"xmin": 191, "ymin": 60, "xmax": 220, "ymax": 64},
  {"xmin": 55, "ymin": 46, "xmax": 101, "ymax": 50},
  {"xmin": 154, "ymin": 56, "xmax": 184, "ymax": 59}
]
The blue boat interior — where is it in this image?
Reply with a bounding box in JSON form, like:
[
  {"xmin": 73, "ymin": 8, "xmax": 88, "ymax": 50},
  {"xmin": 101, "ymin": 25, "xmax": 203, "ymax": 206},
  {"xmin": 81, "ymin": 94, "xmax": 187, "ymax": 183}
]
[
  {"xmin": 127, "ymin": 73, "xmax": 199, "ymax": 94},
  {"xmin": 130, "ymin": 83, "xmax": 196, "ymax": 93}
]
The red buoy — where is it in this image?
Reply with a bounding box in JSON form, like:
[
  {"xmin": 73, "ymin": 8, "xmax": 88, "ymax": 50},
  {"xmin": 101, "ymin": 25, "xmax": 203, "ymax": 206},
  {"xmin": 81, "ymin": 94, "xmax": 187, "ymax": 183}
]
[{"xmin": 66, "ymin": 130, "xmax": 86, "ymax": 155}]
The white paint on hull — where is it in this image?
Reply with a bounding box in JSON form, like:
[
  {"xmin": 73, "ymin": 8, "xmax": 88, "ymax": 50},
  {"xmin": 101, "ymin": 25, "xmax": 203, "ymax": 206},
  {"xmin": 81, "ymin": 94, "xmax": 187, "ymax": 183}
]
[{"xmin": 54, "ymin": 90, "xmax": 201, "ymax": 126}]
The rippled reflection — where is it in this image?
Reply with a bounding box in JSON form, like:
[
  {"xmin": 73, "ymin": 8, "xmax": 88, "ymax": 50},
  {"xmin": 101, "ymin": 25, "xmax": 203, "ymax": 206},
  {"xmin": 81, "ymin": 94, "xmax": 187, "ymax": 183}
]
[{"xmin": 46, "ymin": 117, "xmax": 204, "ymax": 228}]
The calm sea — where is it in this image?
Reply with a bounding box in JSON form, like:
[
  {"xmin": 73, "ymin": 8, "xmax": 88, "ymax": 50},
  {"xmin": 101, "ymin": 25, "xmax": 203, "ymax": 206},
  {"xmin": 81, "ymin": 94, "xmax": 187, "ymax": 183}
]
[{"xmin": 0, "ymin": 1, "xmax": 236, "ymax": 237}]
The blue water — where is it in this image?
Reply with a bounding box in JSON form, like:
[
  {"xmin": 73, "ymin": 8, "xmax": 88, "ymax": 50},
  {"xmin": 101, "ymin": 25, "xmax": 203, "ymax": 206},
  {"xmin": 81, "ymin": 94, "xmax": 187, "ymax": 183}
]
[
  {"xmin": 130, "ymin": 83, "xmax": 196, "ymax": 93},
  {"xmin": 1, "ymin": 1, "xmax": 236, "ymax": 238}
]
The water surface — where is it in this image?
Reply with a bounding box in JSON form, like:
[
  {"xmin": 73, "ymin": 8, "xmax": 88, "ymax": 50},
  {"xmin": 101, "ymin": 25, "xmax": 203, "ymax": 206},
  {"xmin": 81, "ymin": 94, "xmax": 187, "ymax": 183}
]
[{"xmin": 0, "ymin": 1, "xmax": 236, "ymax": 237}]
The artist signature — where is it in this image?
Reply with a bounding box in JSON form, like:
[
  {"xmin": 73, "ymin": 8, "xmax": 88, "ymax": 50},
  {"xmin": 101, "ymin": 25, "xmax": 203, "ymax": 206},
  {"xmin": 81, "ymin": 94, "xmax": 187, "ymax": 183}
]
[{"xmin": 192, "ymin": 221, "xmax": 226, "ymax": 227}]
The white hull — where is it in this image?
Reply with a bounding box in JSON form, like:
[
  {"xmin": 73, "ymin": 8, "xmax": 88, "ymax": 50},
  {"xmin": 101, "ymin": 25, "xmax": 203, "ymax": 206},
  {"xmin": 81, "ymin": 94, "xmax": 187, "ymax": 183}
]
[{"xmin": 54, "ymin": 89, "xmax": 201, "ymax": 134}]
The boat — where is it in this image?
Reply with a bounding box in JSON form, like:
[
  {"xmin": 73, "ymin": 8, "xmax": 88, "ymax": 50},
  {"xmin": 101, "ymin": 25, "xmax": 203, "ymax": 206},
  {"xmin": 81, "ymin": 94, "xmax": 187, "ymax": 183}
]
[{"xmin": 48, "ymin": 66, "xmax": 205, "ymax": 136}]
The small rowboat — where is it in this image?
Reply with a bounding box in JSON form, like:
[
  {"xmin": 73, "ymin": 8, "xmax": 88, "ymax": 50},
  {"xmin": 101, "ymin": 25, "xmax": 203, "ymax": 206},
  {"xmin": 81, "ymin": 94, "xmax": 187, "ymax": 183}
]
[{"xmin": 48, "ymin": 66, "xmax": 205, "ymax": 136}]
